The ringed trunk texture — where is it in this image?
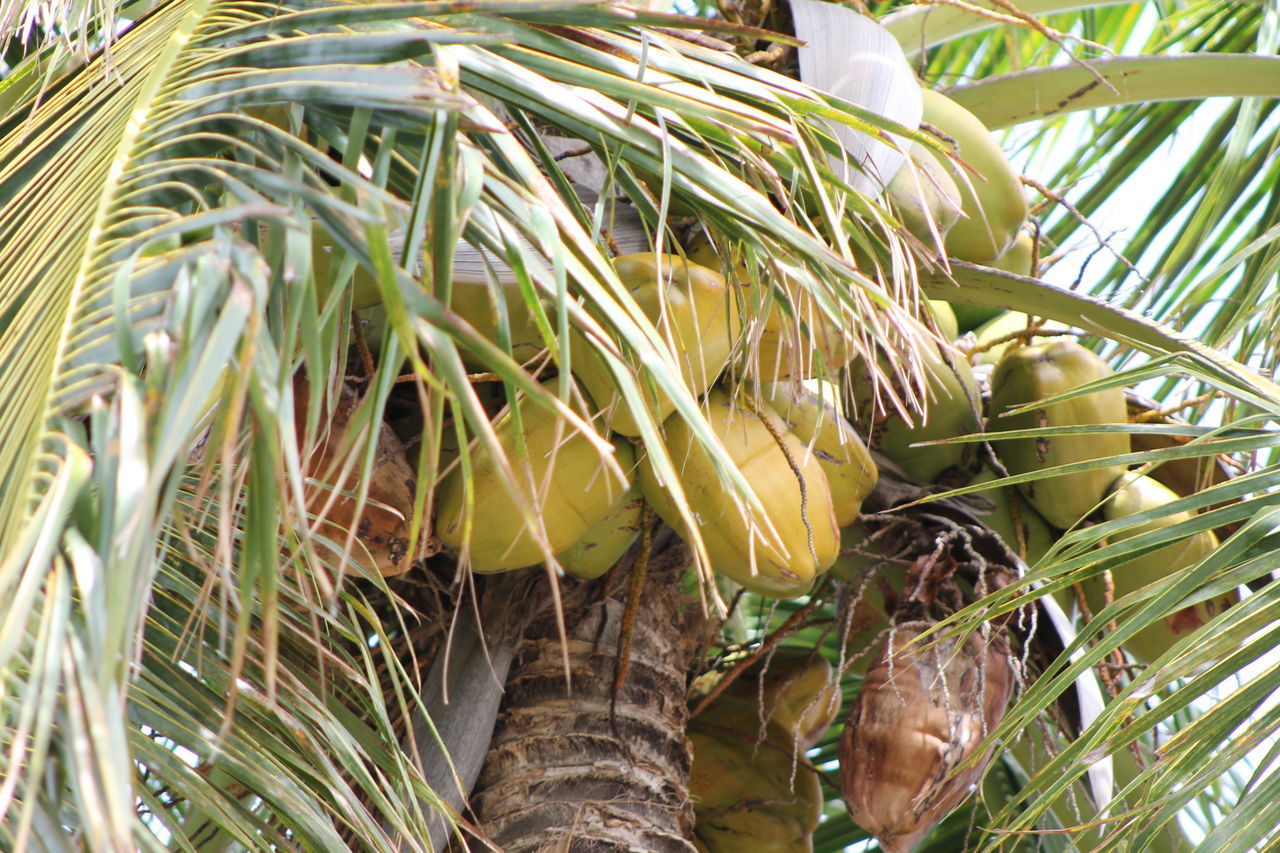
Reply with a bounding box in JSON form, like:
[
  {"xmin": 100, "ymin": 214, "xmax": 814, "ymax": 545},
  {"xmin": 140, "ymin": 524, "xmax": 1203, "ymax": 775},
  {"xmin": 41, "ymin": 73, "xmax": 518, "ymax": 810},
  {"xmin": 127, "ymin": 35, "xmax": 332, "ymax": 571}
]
[{"xmin": 470, "ymin": 538, "xmax": 705, "ymax": 852}]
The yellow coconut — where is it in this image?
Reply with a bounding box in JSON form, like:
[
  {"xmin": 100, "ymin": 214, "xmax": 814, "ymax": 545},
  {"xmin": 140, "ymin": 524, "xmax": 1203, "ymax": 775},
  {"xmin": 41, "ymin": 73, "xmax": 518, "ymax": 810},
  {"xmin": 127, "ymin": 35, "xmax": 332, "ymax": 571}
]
[
  {"xmin": 987, "ymin": 341, "xmax": 1130, "ymax": 530},
  {"xmin": 435, "ymin": 397, "xmax": 631, "ymax": 573},
  {"xmin": 572, "ymin": 253, "xmax": 740, "ymax": 436},
  {"xmin": 638, "ymin": 388, "xmax": 840, "ymax": 598},
  {"xmin": 760, "ymin": 382, "xmax": 878, "ymax": 527},
  {"xmin": 1092, "ymin": 472, "xmax": 1234, "ymax": 663},
  {"xmin": 555, "ymin": 476, "xmax": 645, "ymax": 580},
  {"xmin": 686, "ymin": 235, "xmax": 855, "ymax": 382},
  {"xmin": 921, "ymin": 88, "xmax": 1028, "ymax": 264},
  {"xmin": 688, "ymin": 720, "xmax": 824, "ymax": 853}
]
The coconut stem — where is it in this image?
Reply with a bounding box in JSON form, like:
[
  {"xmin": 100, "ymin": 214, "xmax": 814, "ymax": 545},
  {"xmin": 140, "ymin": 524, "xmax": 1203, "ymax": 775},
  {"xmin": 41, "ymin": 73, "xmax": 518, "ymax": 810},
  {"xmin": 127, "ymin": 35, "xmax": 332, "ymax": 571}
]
[
  {"xmin": 612, "ymin": 506, "xmax": 656, "ymax": 715},
  {"xmin": 688, "ymin": 592, "xmax": 825, "ymax": 720}
]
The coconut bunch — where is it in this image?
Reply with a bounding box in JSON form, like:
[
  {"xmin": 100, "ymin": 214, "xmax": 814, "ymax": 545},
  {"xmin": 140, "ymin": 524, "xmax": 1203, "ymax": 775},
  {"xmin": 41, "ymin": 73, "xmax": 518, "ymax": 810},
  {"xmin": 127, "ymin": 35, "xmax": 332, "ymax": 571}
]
[
  {"xmin": 421, "ymin": 250, "xmax": 882, "ymax": 599},
  {"xmin": 883, "ymin": 85, "xmax": 1244, "ymax": 665}
]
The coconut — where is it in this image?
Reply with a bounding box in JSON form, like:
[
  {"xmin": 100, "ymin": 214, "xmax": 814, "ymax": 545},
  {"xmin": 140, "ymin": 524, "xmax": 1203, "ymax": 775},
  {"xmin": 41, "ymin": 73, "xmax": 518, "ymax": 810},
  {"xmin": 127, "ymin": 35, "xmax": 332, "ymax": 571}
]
[
  {"xmin": 435, "ymin": 396, "xmax": 631, "ymax": 573},
  {"xmin": 555, "ymin": 475, "xmax": 645, "ymax": 580},
  {"xmin": 638, "ymin": 388, "xmax": 840, "ymax": 599},
  {"xmin": 966, "ymin": 468, "xmax": 1055, "ymax": 567},
  {"xmin": 949, "ymin": 232, "xmax": 1038, "ymax": 333},
  {"xmin": 885, "ymin": 141, "xmax": 963, "ymax": 244},
  {"xmin": 295, "ymin": 379, "xmax": 417, "ymax": 577},
  {"xmin": 686, "ymin": 236, "xmax": 856, "ymax": 382},
  {"xmin": 840, "ymin": 622, "xmax": 1014, "ymax": 853},
  {"xmin": 851, "ymin": 344, "xmax": 983, "ymax": 484},
  {"xmin": 921, "ymin": 88, "xmax": 1028, "ymax": 264},
  {"xmin": 970, "ymin": 310, "xmax": 1065, "ymax": 366},
  {"xmin": 688, "ymin": 719, "xmax": 824, "ymax": 853},
  {"xmin": 827, "ymin": 522, "xmax": 898, "ymax": 674},
  {"xmin": 711, "ymin": 648, "xmax": 841, "ymax": 750},
  {"xmin": 987, "ymin": 341, "xmax": 1130, "ymax": 529},
  {"xmin": 1093, "ymin": 472, "xmax": 1234, "ymax": 663},
  {"xmin": 988, "ymin": 230, "xmax": 1036, "ymax": 277},
  {"xmin": 572, "ymin": 253, "xmax": 740, "ymax": 436},
  {"xmin": 760, "ymin": 382, "xmax": 878, "ymax": 527},
  {"xmin": 448, "ymin": 281, "xmax": 546, "ymax": 369}
]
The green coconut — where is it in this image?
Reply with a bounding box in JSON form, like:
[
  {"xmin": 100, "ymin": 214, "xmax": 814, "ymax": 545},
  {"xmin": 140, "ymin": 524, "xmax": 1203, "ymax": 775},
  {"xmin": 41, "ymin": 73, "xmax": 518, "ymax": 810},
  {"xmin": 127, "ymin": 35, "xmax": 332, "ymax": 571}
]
[
  {"xmin": 966, "ymin": 468, "xmax": 1055, "ymax": 566},
  {"xmin": 971, "ymin": 310, "xmax": 1065, "ymax": 366},
  {"xmin": 921, "ymin": 88, "xmax": 1028, "ymax": 264},
  {"xmin": 987, "ymin": 341, "xmax": 1130, "ymax": 530},
  {"xmin": 885, "ymin": 141, "xmax": 963, "ymax": 244},
  {"xmin": 572, "ymin": 253, "xmax": 740, "ymax": 436},
  {"xmin": 828, "ymin": 522, "xmax": 898, "ymax": 673},
  {"xmin": 435, "ymin": 397, "xmax": 631, "ymax": 572},
  {"xmin": 638, "ymin": 388, "xmax": 840, "ymax": 598},
  {"xmin": 927, "ymin": 298, "xmax": 959, "ymax": 341},
  {"xmin": 1092, "ymin": 472, "xmax": 1233, "ymax": 663},
  {"xmin": 449, "ymin": 281, "xmax": 546, "ymax": 369},
  {"xmin": 312, "ymin": 228, "xmax": 381, "ymax": 310},
  {"xmin": 760, "ymin": 382, "xmax": 878, "ymax": 527},
  {"xmin": 948, "ymin": 232, "xmax": 1037, "ymax": 332},
  {"xmin": 555, "ymin": 479, "xmax": 645, "ymax": 580},
  {"xmin": 710, "ymin": 648, "xmax": 840, "ymax": 751},
  {"xmin": 988, "ymin": 230, "xmax": 1036, "ymax": 277},
  {"xmin": 688, "ymin": 717, "xmax": 824, "ymax": 853},
  {"xmin": 851, "ymin": 345, "xmax": 983, "ymax": 484}
]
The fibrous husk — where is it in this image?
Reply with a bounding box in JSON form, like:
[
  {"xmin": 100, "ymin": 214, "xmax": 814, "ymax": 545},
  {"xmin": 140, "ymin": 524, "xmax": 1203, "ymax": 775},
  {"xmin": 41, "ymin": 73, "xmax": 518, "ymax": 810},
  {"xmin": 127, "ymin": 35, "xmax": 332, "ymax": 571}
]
[
  {"xmin": 638, "ymin": 388, "xmax": 840, "ymax": 598},
  {"xmin": 571, "ymin": 253, "xmax": 740, "ymax": 436},
  {"xmin": 840, "ymin": 621, "xmax": 1014, "ymax": 853},
  {"xmin": 295, "ymin": 379, "xmax": 418, "ymax": 577},
  {"xmin": 435, "ymin": 396, "xmax": 631, "ymax": 573},
  {"xmin": 987, "ymin": 341, "xmax": 1129, "ymax": 529},
  {"xmin": 760, "ymin": 382, "xmax": 878, "ymax": 527},
  {"xmin": 921, "ymin": 88, "xmax": 1028, "ymax": 264},
  {"xmin": 851, "ymin": 344, "xmax": 983, "ymax": 484}
]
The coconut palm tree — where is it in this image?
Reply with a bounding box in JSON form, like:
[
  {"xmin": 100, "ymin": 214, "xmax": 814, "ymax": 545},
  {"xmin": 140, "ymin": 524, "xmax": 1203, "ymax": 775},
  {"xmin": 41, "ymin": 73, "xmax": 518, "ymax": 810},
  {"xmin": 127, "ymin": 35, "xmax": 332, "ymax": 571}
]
[{"xmin": 1, "ymin": 0, "xmax": 1278, "ymax": 851}]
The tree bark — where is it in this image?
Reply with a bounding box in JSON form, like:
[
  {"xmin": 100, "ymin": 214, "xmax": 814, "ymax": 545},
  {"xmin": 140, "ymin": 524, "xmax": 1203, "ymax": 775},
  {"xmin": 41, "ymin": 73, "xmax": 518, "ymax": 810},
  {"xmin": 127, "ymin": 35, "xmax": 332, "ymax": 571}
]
[{"xmin": 469, "ymin": 536, "xmax": 705, "ymax": 852}]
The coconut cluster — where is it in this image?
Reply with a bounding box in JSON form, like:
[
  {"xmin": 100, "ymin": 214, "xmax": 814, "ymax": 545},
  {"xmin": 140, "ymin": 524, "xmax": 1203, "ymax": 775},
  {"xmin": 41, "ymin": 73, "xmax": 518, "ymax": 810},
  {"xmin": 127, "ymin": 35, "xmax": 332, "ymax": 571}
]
[{"xmin": 296, "ymin": 80, "xmax": 1238, "ymax": 853}]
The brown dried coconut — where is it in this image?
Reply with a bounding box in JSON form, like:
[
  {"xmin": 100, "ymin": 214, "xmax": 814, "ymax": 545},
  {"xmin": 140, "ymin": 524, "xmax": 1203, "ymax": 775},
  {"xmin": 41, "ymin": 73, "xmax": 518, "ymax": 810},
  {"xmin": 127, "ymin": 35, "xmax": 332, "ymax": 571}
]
[{"xmin": 840, "ymin": 620, "xmax": 1014, "ymax": 852}]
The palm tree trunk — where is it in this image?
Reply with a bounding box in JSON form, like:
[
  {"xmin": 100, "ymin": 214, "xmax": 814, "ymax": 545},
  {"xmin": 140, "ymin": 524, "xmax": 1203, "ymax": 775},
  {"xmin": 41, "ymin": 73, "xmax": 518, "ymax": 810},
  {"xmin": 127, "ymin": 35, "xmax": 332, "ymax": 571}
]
[{"xmin": 470, "ymin": 533, "xmax": 705, "ymax": 852}]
